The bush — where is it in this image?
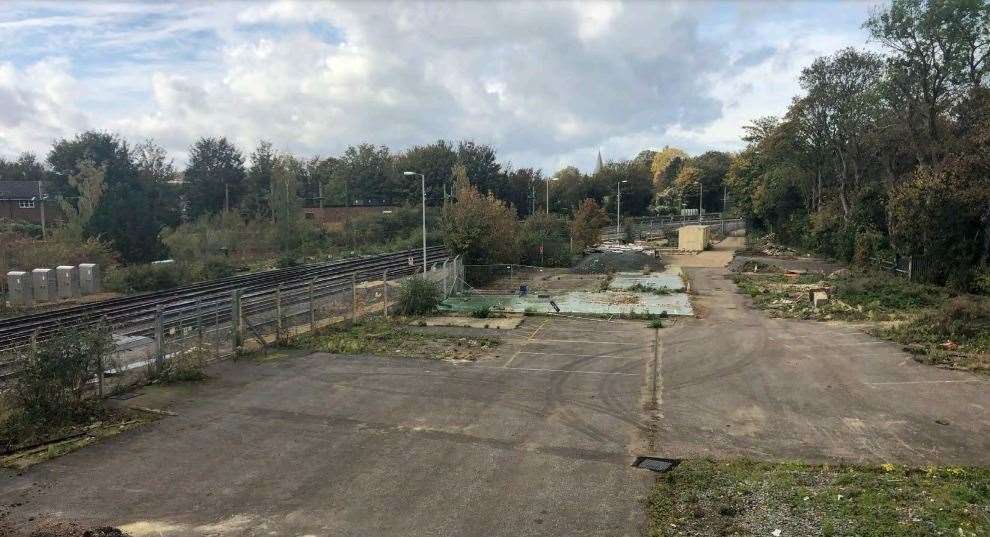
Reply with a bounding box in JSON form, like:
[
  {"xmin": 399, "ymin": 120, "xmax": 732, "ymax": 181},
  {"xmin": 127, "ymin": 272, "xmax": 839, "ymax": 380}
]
[
  {"xmin": 397, "ymin": 277, "xmax": 442, "ymax": 315},
  {"xmin": 471, "ymin": 305, "xmax": 493, "ymax": 318},
  {"xmin": 119, "ymin": 263, "xmax": 183, "ymax": 292},
  {"xmin": 1, "ymin": 324, "xmax": 114, "ymax": 450},
  {"xmin": 517, "ymin": 213, "xmax": 571, "ymax": 267},
  {"xmin": 198, "ymin": 257, "xmax": 237, "ymax": 280},
  {"xmin": 832, "ymin": 274, "xmax": 947, "ymax": 312},
  {"xmin": 156, "ymin": 347, "xmax": 210, "ymax": 383},
  {"xmin": 938, "ymin": 296, "xmax": 990, "ymax": 339}
]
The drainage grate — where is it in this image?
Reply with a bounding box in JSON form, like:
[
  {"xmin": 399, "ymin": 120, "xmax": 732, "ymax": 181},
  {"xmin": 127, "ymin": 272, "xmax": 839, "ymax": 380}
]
[{"xmin": 632, "ymin": 456, "xmax": 680, "ymax": 473}]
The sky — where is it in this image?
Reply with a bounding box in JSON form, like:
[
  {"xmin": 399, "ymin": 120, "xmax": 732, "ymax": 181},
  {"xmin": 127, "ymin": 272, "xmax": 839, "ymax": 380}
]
[{"xmin": 0, "ymin": 0, "xmax": 878, "ymax": 174}]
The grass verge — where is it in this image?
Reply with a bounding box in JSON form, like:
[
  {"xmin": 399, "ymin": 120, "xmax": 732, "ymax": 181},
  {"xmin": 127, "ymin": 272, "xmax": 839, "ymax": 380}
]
[
  {"xmin": 648, "ymin": 459, "xmax": 990, "ymax": 537},
  {"xmin": 290, "ymin": 316, "xmax": 499, "ymax": 361}
]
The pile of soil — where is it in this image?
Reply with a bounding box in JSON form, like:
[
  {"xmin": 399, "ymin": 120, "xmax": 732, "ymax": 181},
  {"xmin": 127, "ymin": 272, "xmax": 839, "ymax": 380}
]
[{"xmin": 572, "ymin": 252, "xmax": 665, "ymax": 274}]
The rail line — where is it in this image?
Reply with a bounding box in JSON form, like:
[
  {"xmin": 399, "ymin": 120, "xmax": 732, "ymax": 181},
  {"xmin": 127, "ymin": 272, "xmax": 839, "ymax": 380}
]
[{"xmin": 0, "ymin": 246, "xmax": 449, "ymax": 354}]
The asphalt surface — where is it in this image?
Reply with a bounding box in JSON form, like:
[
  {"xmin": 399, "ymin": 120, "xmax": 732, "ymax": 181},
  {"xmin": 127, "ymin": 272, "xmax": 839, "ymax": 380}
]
[
  {"xmin": 0, "ymin": 317, "xmax": 658, "ymax": 536},
  {"xmin": 658, "ymin": 267, "xmax": 990, "ymax": 464},
  {"xmin": 3, "ymin": 246, "xmax": 989, "ymax": 535}
]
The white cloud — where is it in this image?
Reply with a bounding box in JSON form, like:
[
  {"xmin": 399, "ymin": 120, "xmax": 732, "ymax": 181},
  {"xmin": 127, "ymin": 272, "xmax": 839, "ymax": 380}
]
[{"xmin": 0, "ymin": 0, "xmax": 874, "ymax": 172}]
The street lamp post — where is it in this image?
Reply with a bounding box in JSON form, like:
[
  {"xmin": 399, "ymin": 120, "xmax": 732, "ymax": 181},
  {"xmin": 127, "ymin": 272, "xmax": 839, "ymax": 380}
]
[
  {"xmin": 545, "ymin": 176, "xmax": 558, "ymax": 215},
  {"xmin": 403, "ymin": 171, "xmax": 427, "ymax": 274},
  {"xmin": 616, "ymin": 180, "xmax": 628, "ymax": 234}
]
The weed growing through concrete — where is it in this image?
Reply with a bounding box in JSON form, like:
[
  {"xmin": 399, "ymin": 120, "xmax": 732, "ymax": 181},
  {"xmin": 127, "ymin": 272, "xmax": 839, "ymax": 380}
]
[{"xmin": 291, "ymin": 316, "xmax": 499, "ymax": 361}]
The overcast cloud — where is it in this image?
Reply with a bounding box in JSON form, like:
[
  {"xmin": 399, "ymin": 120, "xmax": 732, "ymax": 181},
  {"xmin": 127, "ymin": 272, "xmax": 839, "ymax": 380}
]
[{"xmin": 0, "ymin": 0, "xmax": 875, "ymax": 173}]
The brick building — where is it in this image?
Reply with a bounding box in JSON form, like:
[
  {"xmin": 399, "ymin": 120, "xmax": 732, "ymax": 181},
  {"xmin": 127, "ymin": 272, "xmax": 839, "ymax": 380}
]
[{"xmin": 0, "ymin": 181, "xmax": 58, "ymax": 226}]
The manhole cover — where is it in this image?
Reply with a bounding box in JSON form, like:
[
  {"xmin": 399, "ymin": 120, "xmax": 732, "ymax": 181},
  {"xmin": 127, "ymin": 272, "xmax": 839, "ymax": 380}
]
[{"xmin": 632, "ymin": 456, "xmax": 680, "ymax": 473}]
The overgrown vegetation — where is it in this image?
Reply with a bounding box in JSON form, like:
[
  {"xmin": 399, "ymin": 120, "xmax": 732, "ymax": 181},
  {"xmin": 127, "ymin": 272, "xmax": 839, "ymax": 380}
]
[
  {"xmin": 647, "ymin": 459, "xmax": 990, "ymax": 537},
  {"xmin": 397, "ymin": 277, "xmax": 443, "ymax": 315},
  {"xmin": 291, "ymin": 316, "xmax": 498, "ymax": 361},
  {"xmin": 726, "ymin": 0, "xmax": 990, "ymax": 291},
  {"xmin": 154, "ymin": 347, "xmax": 211, "ymax": 383},
  {"xmin": 0, "ymin": 324, "xmax": 115, "ymax": 452},
  {"xmin": 875, "ymin": 296, "xmax": 990, "ymax": 372},
  {"xmin": 628, "ymin": 283, "xmax": 675, "ymax": 295}
]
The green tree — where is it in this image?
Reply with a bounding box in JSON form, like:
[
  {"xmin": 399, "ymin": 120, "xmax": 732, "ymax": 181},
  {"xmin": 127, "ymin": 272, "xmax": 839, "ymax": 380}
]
[
  {"xmin": 440, "ymin": 165, "xmax": 518, "ymax": 265},
  {"xmin": 570, "ymin": 198, "xmax": 609, "ymax": 252},
  {"xmin": 184, "ymin": 137, "xmax": 246, "ymax": 218},
  {"xmin": 395, "ymin": 140, "xmax": 458, "ymax": 205},
  {"xmin": 244, "ymin": 140, "xmax": 276, "ymax": 219},
  {"xmin": 56, "ymin": 160, "xmax": 105, "ymax": 242}
]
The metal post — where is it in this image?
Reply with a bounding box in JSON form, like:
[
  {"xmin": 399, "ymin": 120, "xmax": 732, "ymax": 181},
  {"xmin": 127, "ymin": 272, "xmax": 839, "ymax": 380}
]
[
  {"xmin": 231, "ymin": 290, "xmax": 242, "ymax": 353},
  {"xmin": 616, "ymin": 182, "xmax": 621, "ymax": 234},
  {"xmin": 442, "ymin": 260, "xmax": 449, "ymax": 298},
  {"xmin": 421, "ymin": 173, "xmax": 427, "ymax": 275},
  {"xmin": 382, "ymin": 270, "xmax": 390, "ymax": 318},
  {"xmin": 154, "ymin": 304, "xmax": 164, "ymax": 371},
  {"xmin": 352, "ymin": 272, "xmax": 358, "ymax": 323},
  {"xmin": 196, "ymin": 299, "xmax": 203, "ymax": 347},
  {"xmin": 309, "ymin": 278, "xmax": 316, "ymax": 331},
  {"xmin": 907, "ymin": 257, "xmax": 913, "ymax": 282},
  {"xmin": 275, "ymin": 284, "xmax": 283, "ymax": 341}
]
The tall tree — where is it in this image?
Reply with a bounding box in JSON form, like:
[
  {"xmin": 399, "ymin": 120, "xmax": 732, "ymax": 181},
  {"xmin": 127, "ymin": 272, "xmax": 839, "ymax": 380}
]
[
  {"xmin": 332, "ymin": 144, "xmax": 396, "ymax": 204},
  {"xmin": 244, "ymin": 140, "xmax": 276, "ymax": 219},
  {"xmin": 395, "ymin": 140, "xmax": 458, "ymax": 205},
  {"xmin": 184, "ymin": 137, "xmax": 246, "ymax": 218}
]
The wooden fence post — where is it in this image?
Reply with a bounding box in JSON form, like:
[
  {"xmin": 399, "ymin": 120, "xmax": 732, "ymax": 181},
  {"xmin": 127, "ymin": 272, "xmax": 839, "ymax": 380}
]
[
  {"xmin": 231, "ymin": 290, "xmax": 242, "ymax": 354},
  {"xmin": 383, "ymin": 270, "xmax": 389, "ymax": 318},
  {"xmin": 196, "ymin": 299, "xmax": 203, "ymax": 348},
  {"xmin": 275, "ymin": 284, "xmax": 284, "ymax": 341},
  {"xmin": 351, "ymin": 272, "xmax": 358, "ymax": 323},
  {"xmin": 907, "ymin": 257, "xmax": 913, "ymax": 282},
  {"xmin": 154, "ymin": 304, "xmax": 164, "ymax": 371},
  {"xmin": 309, "ymin": 278, "xmax": 316, "ymax": 332}
]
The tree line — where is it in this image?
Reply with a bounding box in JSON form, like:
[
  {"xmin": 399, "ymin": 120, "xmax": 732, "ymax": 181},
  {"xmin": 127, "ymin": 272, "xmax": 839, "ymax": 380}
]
[
  {"xmin": 1, "ymin": 131, "xmax": 733, "ymax": 264},
  {"xmin": 726, "ymin": 0, "xmax": 990, "ymax": 288}
]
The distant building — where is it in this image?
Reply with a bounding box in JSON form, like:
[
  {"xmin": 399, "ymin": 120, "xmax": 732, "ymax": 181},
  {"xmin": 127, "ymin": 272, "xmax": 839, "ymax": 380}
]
[
  {"xmin": 302, "ymin": 205, "xmax": 400, "ymax": 232},
  {"xmin": 595, "ymin": 150, "xmax": 604, "ymax": 174},
  {"xmin": 0, "ymin": 181, "xmax": 59, "ymax": 225}
]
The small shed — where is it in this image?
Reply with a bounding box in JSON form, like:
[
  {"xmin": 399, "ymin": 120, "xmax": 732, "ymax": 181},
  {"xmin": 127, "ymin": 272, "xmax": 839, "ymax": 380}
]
[{"xmin": 678, "ymin": 225, "xmax": 710, "ymax": 252}]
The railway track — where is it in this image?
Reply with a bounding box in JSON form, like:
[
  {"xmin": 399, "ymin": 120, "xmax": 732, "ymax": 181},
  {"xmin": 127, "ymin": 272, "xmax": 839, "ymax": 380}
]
[{"xmin": 0, "ymin": 246, "xmax": 449, "ymax": 354}]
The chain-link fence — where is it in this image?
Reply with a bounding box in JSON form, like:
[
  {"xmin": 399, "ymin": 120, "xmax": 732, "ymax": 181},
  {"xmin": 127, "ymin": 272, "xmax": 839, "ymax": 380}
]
[{"xmin": 0, "ymin": 256, "xmax": 463, "ymax": 394}]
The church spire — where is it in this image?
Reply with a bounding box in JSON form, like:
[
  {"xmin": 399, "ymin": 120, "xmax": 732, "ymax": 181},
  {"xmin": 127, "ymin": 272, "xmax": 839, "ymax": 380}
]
[{"xmin": 595, "ymin": 149, "xmax": 604, "ymax": 174}]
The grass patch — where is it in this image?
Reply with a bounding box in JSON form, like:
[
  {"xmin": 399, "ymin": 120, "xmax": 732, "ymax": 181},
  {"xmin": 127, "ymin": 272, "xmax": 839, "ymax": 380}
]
[
  {"xmin": 1, "ymin": 407, "xmax": 158, "ymax": 469},
  {"xmin": 648, "ymin": 459, "xmax": 990, "ymax": 537},
  {"xmin": 628, "ymin": 283, "xmax": 676, "ymax": 295},
  {"xmin": 291, "ymin": 316, "xmax": 499, "ymax": 361}
]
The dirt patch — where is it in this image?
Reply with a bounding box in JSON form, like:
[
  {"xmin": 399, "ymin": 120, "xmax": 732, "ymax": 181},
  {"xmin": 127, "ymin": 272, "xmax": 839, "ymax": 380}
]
[
  {"xmin": 0, "ymin": 518, "xmax": 131, "ymax": 537},
  {"xmin": 416, "ymin": 316, "xmax": 523, "ymax": 330}
]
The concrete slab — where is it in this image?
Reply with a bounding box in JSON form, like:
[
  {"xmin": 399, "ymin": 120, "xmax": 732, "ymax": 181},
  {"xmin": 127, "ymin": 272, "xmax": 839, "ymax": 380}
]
[
  {"xmin": 0, "ymin": 317, "xmax": 657, "ymax": 536},
  {"xmin": 609, "ymin": 268, "xmax": 685, "ymax": 291},
  {"xmin": 443, "ymin": 289, "xmax": 693, "ymax": 316}
]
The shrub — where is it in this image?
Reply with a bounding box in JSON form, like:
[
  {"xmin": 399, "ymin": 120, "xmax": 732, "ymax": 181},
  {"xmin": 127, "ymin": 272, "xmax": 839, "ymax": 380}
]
[
  {"xmin": 198, "ymin": 257, "xmax": 237, "ymax": 280},
  {"xmin": 156, "ymin": 347, "xmax": 210, "ymax": 383},
  {"xmin": 938, "ymin": 296, "xmax": 990, "ymax": 338},
  {"xmin": 517, "ymin": 213, "xmax": 571, "ymax": 267},
  {"xmin": 1, "ymin": 324, "xmax": 114, "ymax": 449},
  {"xmin": 471, "ymin": 305, "xmax": 493, "ymax": 318},
  {"xmin": 119, "ymin": 263, "xmax": 183, "ymax": 292},
  {"xmin": 397, "ymin": 277, "xmax": 442, "ymax": 315}
]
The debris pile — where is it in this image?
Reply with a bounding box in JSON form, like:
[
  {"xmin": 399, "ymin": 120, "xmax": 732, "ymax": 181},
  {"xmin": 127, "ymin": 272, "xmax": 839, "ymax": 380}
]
[
  {"xmin": 750, "ymin": 233, "xmax": 798, "ymax": 256},
  {"xmin": 573, "ymin": 251, "xmax": 665, "ymax": 274}
]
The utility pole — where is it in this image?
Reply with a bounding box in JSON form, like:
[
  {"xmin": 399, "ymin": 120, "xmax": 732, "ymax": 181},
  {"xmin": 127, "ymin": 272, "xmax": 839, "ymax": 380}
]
[
  {"xmin": 698, "ymin": 181, "xmax": 703, "ymax": 221},
  {"xmin": 616, "ymin": 180, "xmax": 627, "ymax": 234}
]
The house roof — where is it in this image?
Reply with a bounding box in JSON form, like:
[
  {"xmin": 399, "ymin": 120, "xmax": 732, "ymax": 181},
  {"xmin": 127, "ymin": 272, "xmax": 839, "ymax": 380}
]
[{"xmin": 0, "ymin": 181, "xmax": 45, "ymax": 200}]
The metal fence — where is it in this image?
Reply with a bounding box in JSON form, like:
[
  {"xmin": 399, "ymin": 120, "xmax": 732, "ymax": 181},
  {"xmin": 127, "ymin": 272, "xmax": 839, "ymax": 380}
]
[
  {"xmin": 0, "ymin": 256, "xmax": 463, "ymax": 393},
  {"xmin": 870, "ymin": 255, "xmax": 937, "ymax": 283}
]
